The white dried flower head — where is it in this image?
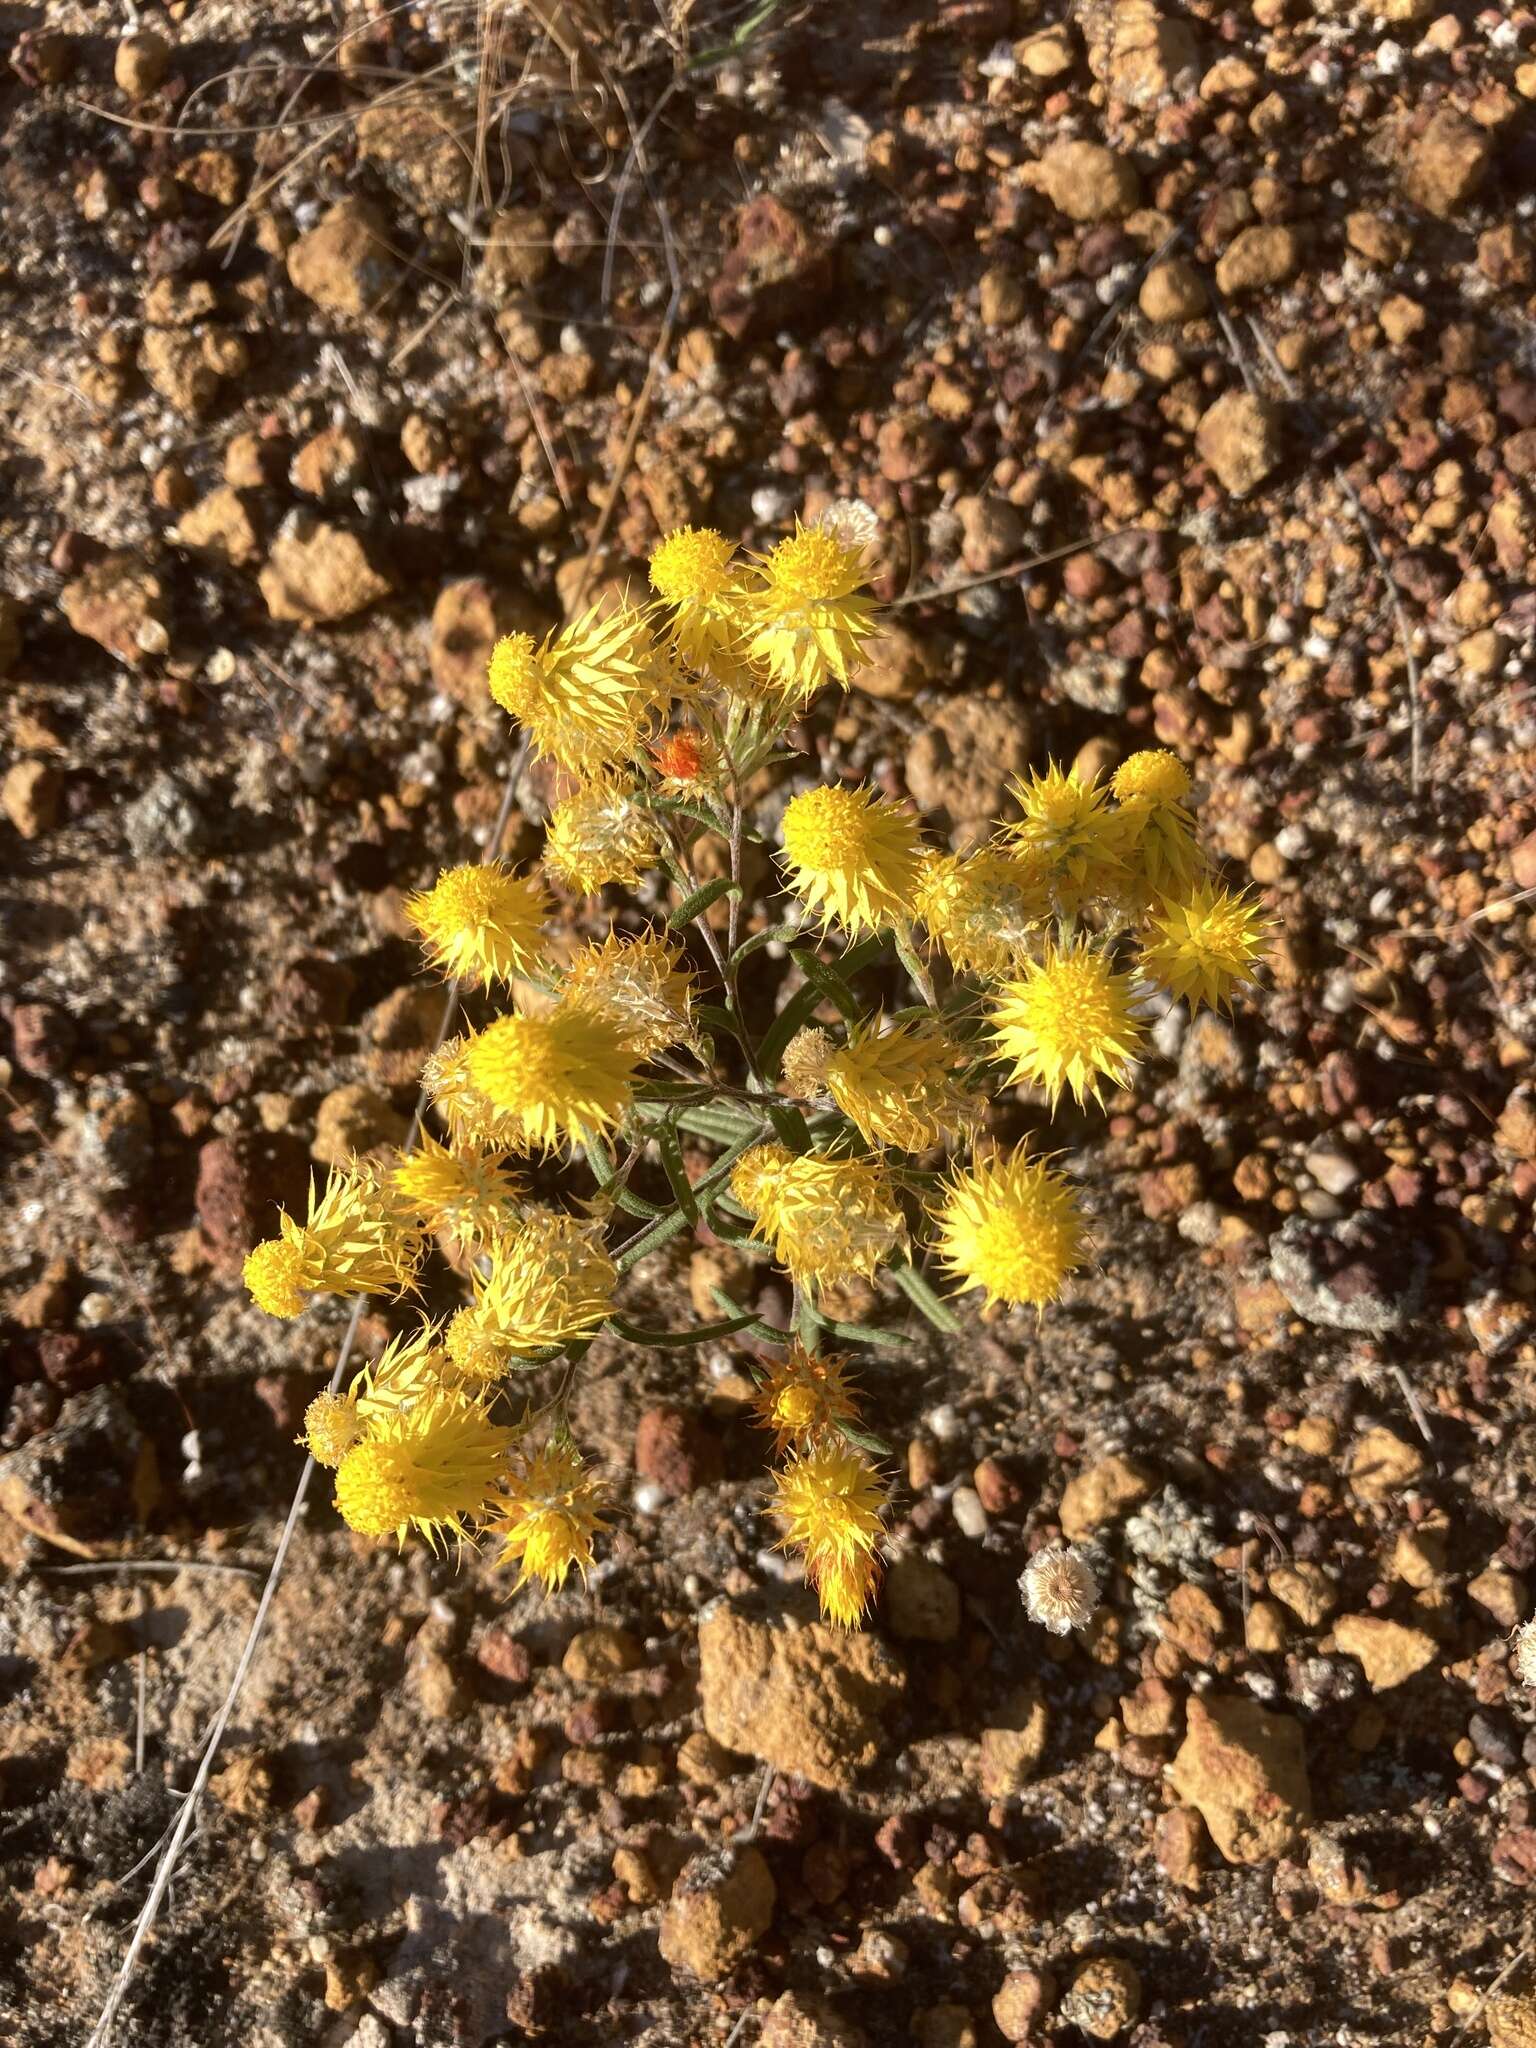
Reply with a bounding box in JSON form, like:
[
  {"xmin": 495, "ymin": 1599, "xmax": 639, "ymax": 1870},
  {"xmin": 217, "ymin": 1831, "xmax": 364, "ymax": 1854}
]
[
  {"xmin": 813, "ymin": 498, "xmax": 879, "ymax": 552},
  {"xmin": 1020, "ymin": 1544, "xmax": 1099, "ymax": 1636},
  {"xmin": 1513, "ymin": 1620, "xmax": 1536, "ymax": 1688}
]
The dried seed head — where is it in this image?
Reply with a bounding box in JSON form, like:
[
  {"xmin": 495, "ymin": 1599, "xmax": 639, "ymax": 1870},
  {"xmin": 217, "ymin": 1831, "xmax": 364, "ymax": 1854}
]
[{"xmin": 1020, "ymin": 1544, "xmax": 1099, "ymax": 1635}]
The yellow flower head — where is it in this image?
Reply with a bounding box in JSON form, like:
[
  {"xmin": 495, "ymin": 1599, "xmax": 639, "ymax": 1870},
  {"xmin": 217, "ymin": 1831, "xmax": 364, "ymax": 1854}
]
[
  {"xmin": 389, "ymin": 1133, "xmax": 523, "ymax": 1250},
  {"xmin": 932, "ymin": 1146, "xmax": 1088, "ymax": 1311},
  {"xmin": 751, "ymin": 1341, "xmax": 860, "ymax": 1456},
  {"xmin": 778, "ymin": 1026, "xmax": 835, "ymax": 1102},
  {"xmin": 444, "ymin": 1208, "xmax": 617, "ymax": 1380},
  {"xmin": 729, "ymin": 1142, "xmax": 795, "ymax": 1222},
  {"xmin": 648, "ymin": 527, "xmax": 757, "ymax": 688},
  {"xmin": 1111, "ymin": 749, "xmax": 1203, "ymax": 903},
  {"xmin": 542, "ymin": 774, "xmax": 665, "ymax": 895},
  {"xmin": 989, "ymin": 939, "xmax": 1145, "ymax": 1108},
  {"xmin": 823, "ymin": 1017, "xmax": 981, "ymax": 1152},
  {"xmin": 404, "ymin": 861, "xmax": 549, "ymax": 989},
  {"xmin": 563, "ymin": 929, "xmax": 695, "ymax": 1059},
  {"xmin": 771, "ymin": 1443, "xmax": 888, "ymax": 1629},
  {"xmin": 244, "ymin": 1163, "xmax": 423, "ymax": 1320},
  {"xmin": 1111, "ymin": 748, "xmax": 1190, "ymax": 806},
  {"xmin": 1138, "ymin": 881, "xmax": 1269, "ymax": 1013},
  {"xmin": 487, "ymin": 599, "xmax": 671, "ymax": 775},
  {"xmin": 352, "ymin": 1321, "xmax": 454, "ymax": 1419},
  {"xmin": 464, "ymin": 1001, "xmax": 637, "ymax": 1152},
  {"xmin": 1007, "ymin": 764, "xmax": 1130, "ymax": 916},
  {"xmin": 488, "ymin": 1437, "xmax": 608, "ymax": 1593},
  {"xmin": 744, "ymin": 517, "xmax": 881, "ymax": 701},
  {"xmin": 812, "ymin": 1548, "xmax": 882, "ymax": 1630},
  {"xmin": 332, "ymin": 1389, "xmax": 514, "ymax": 1551},
  {"xmin": 913, "ymin": 843, "xmax": 1052, "ymax": 979},
  {"xmin": 743, "ymin": 1150, "xmax": 908, "ymax": 1295},
  {"xmin": 299, "ymin": 1391, "xmax": 366, "ymax": 1469},
  {"xmin": 422, "ymin": 1035, "xmax": 525, "ymax": 1151},
  {"xmin": 779, "ymin": 783, "xmax": 923, "ymax": 937}
]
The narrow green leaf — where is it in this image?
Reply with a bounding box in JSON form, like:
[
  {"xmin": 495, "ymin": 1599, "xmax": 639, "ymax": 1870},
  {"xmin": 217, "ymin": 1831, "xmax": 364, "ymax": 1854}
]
[
  {"xmin": 815, "ymin": 1313, "xmax": 906, "ymax": 1350},
  {"xmin": 608, "ymin": 1310, "xmax": 761, "ymax": 1348},
  {"xmin": 668, "ymin": 877, "xmax": 740, "ymax": 930},
  {"xmin": 614, "ymin": 1204, "xmax": 694, "ymax": 1275},
  {"xmin": 788, "ymin": 946, "xmax": 862, "ymax": 1027},
  {"xmin": 890, "ymin": 1259, "xmax": 963, "ymax": 1333},
  {"xmin": 763, "ymin": 1100, "xmax": 812, "ymax": 1149},
  {"xmin": 729, "ymin": 923, "xmax": 800, "ymax": 968},
  {"xmin": 639, "ymin": 793, "xmax": 731, "ymax": 836},
  {"xmin": 834, "ymin": 1418, "xmax": 897, "ymax": 1457},
  {"xmin": 655, "ymin": 1119, "xmax": 700, "ymax": 1225},
  {"xmin": 583, "ymin": 1140, "xmax": 665, "ymax": 1218}
]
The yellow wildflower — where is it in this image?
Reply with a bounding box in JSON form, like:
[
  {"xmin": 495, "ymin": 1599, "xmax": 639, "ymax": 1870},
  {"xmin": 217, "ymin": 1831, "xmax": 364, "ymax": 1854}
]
[
  {"xmin": 771, "ymin": 1443, "xmax": 888, "ymax": 1629},
  {"xmin": 931, "ymin": 1146, "xmax": 1087, "ymax": 1311},
  {"xmin": 332, "ymin": 1389, "xmax": 514, "ymax": 1550},
  {"xmin": 740, "ymin": 1150, "xmax": 907, "ymax": 1294},
  {"xmin": 389, "ymin": 1133, "xmax": 523, "ymax": 1249},
  {"xmin": 1007, "ymin": 764, "xmax": 1130, "ymax": 916},
  {"xmin": 244, "ymin": 1163, "xmax": 422, "ymax": 1320},
  {"xmin": 404, "ymin": 861, "xmax": 549, "ymax": 988},
  {"xmin": 988, "ymin": 939, "xmax": 1144, "ymax": 1108},
  {"xmin": 352, "ymin": 1321, "xmax": 454, "ymax": 1419},
  {"xmin": 729, "ymin": 1142, "xmax": 795, "ymax": 1224},
  {"xmin": 779, "ymin": 783, "xmax": 923, "ymax": 937},
  {"xmin": 488, "ymin": 599, "xmax": 672, "ymax": 775},
  {"xmin": 822, "ymin": 1017, "xmax": 979, "ymax": 1152},
  {"xmin": 563, "ymin": 929, "xmax": 695, "ymax": 1058},
  {"xmin": 444, "ymin": 1208, "xmax": 616, "ymax": 1380},
  {"xmin": 1138, "ymin": 881, "xmax": 1269, "ymax": 1012},
  {"xmin": 751, "ymin": 1342, "xmax": 860, "ymax": 1456},
  {"xmin": 743, "ymin": 516, "xmax": 881, "ymax": 701},
  {"xmin": 488, "ymin": 1437, "xmax": 608, "ymax": 1593},
  {"xmin": 298, "ymin": 1391, "xmax": 366, "ymax": 1469},
  {"xmin": 421, "ymin": 1034, "xmax": 525, "ymax": 1152},
  {"xmin": 1111, "ymin": 749, "xmax": 1203, "ymax": 902},
  {"xmin": 465, "ymin": 1000, "xmax": 637, "ymax": 1152},
  {"xmin": 648, "ymin": 527, "xmax": 757, "ymax": 688},
  {"xmin": 542, "ymin": 774, "xmax": 665, "ymax": 896},
  {"xmin": 912, "ymin": 843, "xmax": 1052, "ymax": 978}
]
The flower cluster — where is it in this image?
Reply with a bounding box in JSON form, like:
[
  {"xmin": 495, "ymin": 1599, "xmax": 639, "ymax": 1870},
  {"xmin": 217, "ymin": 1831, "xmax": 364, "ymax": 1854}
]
[{"xmin": 242, "ymin": 504, "xmax": 1268, "ymax": 1630}]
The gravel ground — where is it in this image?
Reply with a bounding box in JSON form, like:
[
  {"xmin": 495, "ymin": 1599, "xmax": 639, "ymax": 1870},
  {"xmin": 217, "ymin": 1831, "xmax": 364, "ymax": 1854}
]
[{"xmin": 5, "ymin": 2, "xmax": 1536, "ymax": 2044}]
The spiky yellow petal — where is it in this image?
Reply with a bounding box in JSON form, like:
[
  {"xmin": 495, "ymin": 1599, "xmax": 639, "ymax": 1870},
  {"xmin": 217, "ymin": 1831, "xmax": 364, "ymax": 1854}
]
[
  {"xmin": 779, "ymin": 783, "xmax": 923, "ymax": 937},
  {"xmin": 743, "ymin": 518, "xmax": 881, "ymax": 701},
  {"xmin": 422, "ymin": 1035, "xmax": 526, "ymax": 1151},
  {"xmin": 988, "ymin": 940, "xmax": 1145, "ymax": 1108},
  {"xmin": 542, "ymin": 775, "xmax": 665, "ymax": 895},
  {"xmin": 1006, "ymin": 764, "xmax": 1131, "ymax": 917},
  {"xmin": 403, "ymin": 861, "xmax": 549, "ymax": 989},
  {"xmin": 487, "ymin": 1438, "xmax": 608, "ymax": 1593},
  {"xmin": 823, "ymin": 1017, "xmax": 980, "ymax": 1152},
  {"xmin": 751, "ymin": 1341, "xmax": 861, "ymax": 1457},
  {"xmin": 931, "ymin": 1146, "xmax": 1088, "ymax": 1311},
  {"xmin": 648, "ymin": 527, "xmax": 759, "ymax": 689},
  {"xmin": 299, "ymin": 1391, "xmax": 366, "ymax": 1469},
  {"xmin": 562, "ymin": 929, "xmax": 695, "ymax": 1058},
  {"xmin": 388, "ymin": 1134, "xmax": 523, "ymax": 1250},
  {"xmin": 912, "ymin": 843, "xmax": 1052, "ymax": 978},
  {"xmin": 735, "ymin": 1149, "xmax": 907, "ymax": 1294},
  {"xmin": 488, "ymin": 599, "xmax": 672, "ymax": 774},
  {"xmin": 444, "ymin": 1208, "xmax": 617, "ymax": 1379},
  {"xmin": 244, "ymin": 1164, "xmax": 423, "ymax": 1320},
  {"xmin": 332, "ymin": 1389, "xmax": 514, "ymax": 1551},
  {"xmin": 1138, "ymin": 881, "xmax": 1269, "ymax": 1013},
  {"xmin": 1111, "ymin": 749, "xmax": 1204, "ymax": 904},
  {"xmin": 771, "ymin": 1443, "xmax": 888, "ymax": 1628},
  {"xmin": 351, "ymin": 1322, "xmax": 455, "ymax": 1419},
  {"xmin": 464, "ymin": 1002, "xmax": 637, "ymax": 1152}
]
